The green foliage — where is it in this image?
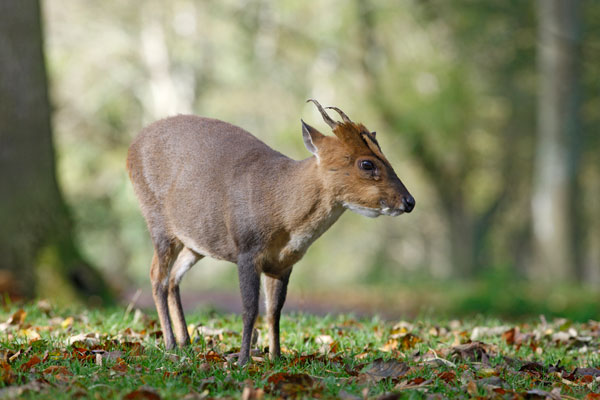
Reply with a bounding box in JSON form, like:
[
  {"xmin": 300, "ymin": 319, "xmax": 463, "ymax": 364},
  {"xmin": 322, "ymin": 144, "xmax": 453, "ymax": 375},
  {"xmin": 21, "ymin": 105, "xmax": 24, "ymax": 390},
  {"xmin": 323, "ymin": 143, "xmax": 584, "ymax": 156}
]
[
  {"xmin": 454, "ymin": 273, "xmax": 600, "ymax": 321},
  {"xmin": 1, "ymin": 303, "xmax": 600, "ymax": 398},
  {"xmin": 41, "ymin": 1, "xmax": 600, "ymax": 296}
]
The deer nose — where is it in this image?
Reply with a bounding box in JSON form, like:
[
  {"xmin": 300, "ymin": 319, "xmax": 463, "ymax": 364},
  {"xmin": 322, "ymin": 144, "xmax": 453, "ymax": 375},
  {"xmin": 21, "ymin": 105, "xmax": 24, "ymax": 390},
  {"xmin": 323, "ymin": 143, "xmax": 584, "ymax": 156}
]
[{"xmin": 401, "ymin": 194, "xmax": 415, "ymax": 213}]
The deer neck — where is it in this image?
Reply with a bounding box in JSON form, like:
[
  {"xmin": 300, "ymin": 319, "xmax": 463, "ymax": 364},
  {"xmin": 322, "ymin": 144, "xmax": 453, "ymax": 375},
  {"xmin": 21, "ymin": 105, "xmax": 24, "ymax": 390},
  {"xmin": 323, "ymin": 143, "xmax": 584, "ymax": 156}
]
[{"xmin": 277, "ymin": 157, "xmax": 345, "ymax": 251}]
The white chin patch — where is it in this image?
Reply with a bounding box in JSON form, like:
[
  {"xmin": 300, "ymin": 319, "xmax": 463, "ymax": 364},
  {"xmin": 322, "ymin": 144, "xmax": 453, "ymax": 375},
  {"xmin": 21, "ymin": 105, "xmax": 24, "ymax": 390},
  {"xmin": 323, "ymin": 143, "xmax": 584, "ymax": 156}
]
[
  {"xmin": 343, "ymin": 202, "xmax": 381, "ymax": 218},
  {"xmin": 381, "ymin": 208, "xmax": 404, "ymax": 217}
]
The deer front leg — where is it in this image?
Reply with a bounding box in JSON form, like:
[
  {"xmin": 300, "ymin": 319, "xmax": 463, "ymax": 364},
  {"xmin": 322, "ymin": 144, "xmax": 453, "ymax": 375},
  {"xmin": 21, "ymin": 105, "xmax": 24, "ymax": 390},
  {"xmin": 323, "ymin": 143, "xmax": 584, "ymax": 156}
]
[
  {"xmin": 237, "ymin": 259, "xmax": 261, "ymax": 366},
  {"xmin": 264, "ymin": 269, "xmax": 291, "ymax": 360}
]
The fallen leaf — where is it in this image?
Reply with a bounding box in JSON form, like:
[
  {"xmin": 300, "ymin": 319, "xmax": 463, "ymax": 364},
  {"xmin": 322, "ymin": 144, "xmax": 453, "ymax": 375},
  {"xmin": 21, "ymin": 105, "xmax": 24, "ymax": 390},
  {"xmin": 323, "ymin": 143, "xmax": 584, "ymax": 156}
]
[
  {"xmin": 465, "ymin": 380, "xmax": 478, "ymax": 396},
  {"xmin": 0, "ymin": 361, "xmax": 16, "ymax": 385},
  {"xmin": 0, "ymin": 350, "xmax": 12, "ymax": 363},
  {"xmin": 407, "ymin": 377, "xmax": 426, "ymax": 385},
  {"xmin": 43, "ymin": 365, "xmax": 73, "ymax": 376},
  {"xmin": 315, "ymin": 335, "xmax": 333, "ymax": 345},
  {"xmin": 289, "ymin": 353, "xmax": 325, "ymax": 366},
  {"xmin": 417, "ymin": 349, "xmax": 457, "ymax": 368},
  {"xmin": 390, "ymin": 321, "xmax": 414, "ymax": 337},
  {"xmin": 61, "ymin": 317, "xmax": 74, "ymax": 329},
  {"xmin": 519, "ymin": 361, "xmax": 545, "ymax": 378},
  {"xmin": 20, "ymin": 355, "xmax": 41, "ymax": 371},
  {"xmin": 8, "ymin": 349, "xmax": 21, "ymax": 362},
  {"xmin": 123, "ymin": 388, "xmax": 161, "ymax": 400},
  {"xmin": 317, "ymin": 338, "xmax": 339, "ymax": 355},
  {"xmin": 93, "ymin": 350, "xmax": 123, "ymax": 366},
  {"xmin": 7, "ymin": 309, "xmax": 26, "ymax": 325},
  {"xmin": 0, "ymin": 380, "xmax": 46, "ymax": 398},
  {"xmin": 71, "ymin": 346, "xmax": 94, "ymax": 363},
  {"xmin": 400, "ymin": 333, "xmax": 421, "ymax": 350},
  {"xmin": 395, "ymin": 377, "xmax": 432, "ymax": 390},
  {"xmin": 111, "ymin": 358, "xmax": 129, "ymax": 373},
  {"xmin": 470, "ymin": 326, "xmax": 510, "ymax": 341},
  {"xmin": 36, "ymin": 300, "xmax": 52, "ymax": 315},
  {"xmin": 358, "ymin": 358, "xmax": 409, "ymax": 383},
  {"xmin": 380, "ymin": 338, "xmax": 399, "ymax": 352},
  {"xmin": 574, "ymin": 367, "xmax": 600, "ymax": 377},
  {"xmin": 437, "ymin": 371, "xmax": 456, "ymax": 384},
  {"xmin": 452, "ymin": 330, "xmax": 470, "ymax": 346},
  {"xmin": 67, "ymin": 332, "xmax": 99, "ymax": 346},
  {"xmin": 19, "ymin": 328, "xmax": 41, "ymax": 341},
  {"xmin": 122, "ymin": 341, "xmax": 145, "ymax": 356},
  {"xmin": 197, "ymin": 325, "xmax": 237, "ymax": 336},
  {"xmin": 339, "ymin": 318, "xmax": 363, "ymax": 329},
  {"xmin": 476, "ymin": 366, "xmax": 497, "ymax": 378},
  {"xmin": 42, "ymin": 365, "xmax": 73, "ymax": 383},
  {"xmin": 502, "ymin": 327, "xmax": 516, "ymax": 345},
  {"xmin": 477, "ymin": 376, "xmax": 507, "ymax": 389},
  {"xmin": 451, "ymin": 341, "xmax": 497, "ymax": 363},
  {"xmin": 241, "ymin": 379, "xmax": 264, "ymax": 400},
  {"xmin": 198, "ymin": 350, "xmax": 225, "ymax": 363},
  {"xmin": 552, "ymin": 331, "xmax": 570, "ymax": 343},
  {"xmin": 267, "ymin": 372, "xmax": 312, "ymax": 386},
  {"xmin": 266, "ymin": 372, "xmax": 319, "ymax": 396},
  {"xmin": 524, "ymin": 388, "xmax": 561, "ymax": 400},
  {"xmin": 328, "ymin": 340, "xmax": 339, "ymax": 354}
]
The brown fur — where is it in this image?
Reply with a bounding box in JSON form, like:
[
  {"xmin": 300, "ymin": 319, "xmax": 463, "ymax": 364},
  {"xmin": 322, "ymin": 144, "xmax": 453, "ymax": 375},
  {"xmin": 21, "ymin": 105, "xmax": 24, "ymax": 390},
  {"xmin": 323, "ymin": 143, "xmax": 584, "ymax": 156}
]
[{"xmin": 127, "ymin": 103, "xmax": 414, "ymax": 364}]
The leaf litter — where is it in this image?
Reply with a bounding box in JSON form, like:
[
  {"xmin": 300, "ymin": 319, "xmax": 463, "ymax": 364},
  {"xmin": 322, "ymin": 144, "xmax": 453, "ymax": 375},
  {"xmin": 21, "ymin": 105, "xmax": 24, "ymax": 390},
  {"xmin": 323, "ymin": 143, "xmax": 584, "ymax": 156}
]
[{"xmin": 0, "ymin": 304, "xmax": 600, "ymax": 398}]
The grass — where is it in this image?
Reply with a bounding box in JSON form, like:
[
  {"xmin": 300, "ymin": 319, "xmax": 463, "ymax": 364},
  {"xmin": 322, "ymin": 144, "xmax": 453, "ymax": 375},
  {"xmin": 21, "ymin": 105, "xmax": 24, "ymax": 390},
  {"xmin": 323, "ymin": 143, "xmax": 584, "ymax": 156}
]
[{"xmin": 1, "ymin": 301, "xmax": 600, "ymax": 399}]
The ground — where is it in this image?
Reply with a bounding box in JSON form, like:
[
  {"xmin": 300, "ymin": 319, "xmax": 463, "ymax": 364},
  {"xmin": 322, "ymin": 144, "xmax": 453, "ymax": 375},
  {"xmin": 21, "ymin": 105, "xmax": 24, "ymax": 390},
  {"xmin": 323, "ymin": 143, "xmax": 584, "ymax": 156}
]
[{"xmin": 1, "ymin": 301, "xmax": 600, "ymax": 399}]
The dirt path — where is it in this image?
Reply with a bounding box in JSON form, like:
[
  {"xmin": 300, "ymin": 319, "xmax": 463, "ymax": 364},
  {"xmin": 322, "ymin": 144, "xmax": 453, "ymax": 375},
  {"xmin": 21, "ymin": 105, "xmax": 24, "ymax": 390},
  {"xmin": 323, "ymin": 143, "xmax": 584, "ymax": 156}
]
[{"xmin": 122, "ymin": 288, "xmax": 419, "ymax": 320}]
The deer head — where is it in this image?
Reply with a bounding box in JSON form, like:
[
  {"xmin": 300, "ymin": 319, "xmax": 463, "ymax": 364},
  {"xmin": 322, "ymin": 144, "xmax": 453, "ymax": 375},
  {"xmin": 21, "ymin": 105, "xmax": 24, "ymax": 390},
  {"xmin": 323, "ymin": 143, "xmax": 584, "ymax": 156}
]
[{"xmin": 302, "ymin": 99, "xmax": 415, "ymax": 217}]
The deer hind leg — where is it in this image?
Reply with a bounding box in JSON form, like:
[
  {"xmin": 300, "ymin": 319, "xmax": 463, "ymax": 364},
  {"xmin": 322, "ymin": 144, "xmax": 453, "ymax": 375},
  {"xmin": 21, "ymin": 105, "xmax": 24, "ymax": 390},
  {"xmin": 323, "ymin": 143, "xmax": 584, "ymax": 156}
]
[
  {"xmin": 168, "ymin": 247, "xmax": 201, "ymax": 347},
  {"xmin": 264, "ymin": 268, "xmax": 292, "ymax": 360},
  {"xmin": 150, "ymin": 237, "xmax": 180, "ymax": 350}
]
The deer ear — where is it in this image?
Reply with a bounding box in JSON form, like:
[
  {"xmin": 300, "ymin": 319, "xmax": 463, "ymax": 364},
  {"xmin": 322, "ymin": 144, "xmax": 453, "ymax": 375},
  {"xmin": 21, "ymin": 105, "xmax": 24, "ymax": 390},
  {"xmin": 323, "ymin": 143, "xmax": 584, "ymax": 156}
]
[{"xmin": 301, "ymin": 120, "xmax": 325, "ymax": 156}]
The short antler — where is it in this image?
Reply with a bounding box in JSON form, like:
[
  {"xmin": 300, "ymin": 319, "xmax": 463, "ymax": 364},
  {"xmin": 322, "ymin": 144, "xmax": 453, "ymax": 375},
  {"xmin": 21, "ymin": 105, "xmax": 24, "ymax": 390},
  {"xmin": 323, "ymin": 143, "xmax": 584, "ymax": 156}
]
[
  {"xmin": 325, "ymin": 106, "xmax": 352, "ymax": 123},
  {"xmin": 306, "ymin": 99, "xmax": 337, "ymax": 129}
]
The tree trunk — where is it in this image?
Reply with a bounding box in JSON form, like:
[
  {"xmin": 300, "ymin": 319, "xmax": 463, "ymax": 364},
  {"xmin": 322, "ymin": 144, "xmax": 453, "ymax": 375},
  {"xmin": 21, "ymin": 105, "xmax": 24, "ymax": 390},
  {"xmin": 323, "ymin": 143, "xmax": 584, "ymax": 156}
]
[
  {"xmin": 0, "ymin": 0, "xmax": 113, "ymax": 304},
  {"xmin": 532, "ymin": 0, "xmax": 581, "ymax": 282}
]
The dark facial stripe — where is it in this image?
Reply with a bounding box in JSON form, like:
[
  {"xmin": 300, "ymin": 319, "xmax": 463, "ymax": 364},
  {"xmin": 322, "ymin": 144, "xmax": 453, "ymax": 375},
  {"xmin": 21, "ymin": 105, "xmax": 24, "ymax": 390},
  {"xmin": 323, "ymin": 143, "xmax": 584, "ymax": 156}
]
[
  {"xmin": 363, "ymin": 132, "xmax": 381, "ymax": 149},
  {"xmin": 360, "ymin": 132, "xmax": 390, "ymax": 165}
]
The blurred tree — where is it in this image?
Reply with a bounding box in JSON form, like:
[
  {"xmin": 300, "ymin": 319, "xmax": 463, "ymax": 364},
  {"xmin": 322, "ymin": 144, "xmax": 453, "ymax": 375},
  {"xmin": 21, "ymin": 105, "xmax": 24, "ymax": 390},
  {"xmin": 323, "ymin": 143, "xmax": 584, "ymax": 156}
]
[
  {"xmin": 356, "ymin": 1, "xmax": 536, "ymax": 278},
  {"xmin": 0, "ymin": 0, "xmax": 112, "ymax": 303},
  {"xmin": 532, "ymin": 0, "xmax": 581, "ymax": 282},
  {"xmin": 39, "ymin": 0, "xmax": 599, "ymax": 291},
  {"xmin": 579, "ymin": 1, "xmax": 600, "ymax": 283}
]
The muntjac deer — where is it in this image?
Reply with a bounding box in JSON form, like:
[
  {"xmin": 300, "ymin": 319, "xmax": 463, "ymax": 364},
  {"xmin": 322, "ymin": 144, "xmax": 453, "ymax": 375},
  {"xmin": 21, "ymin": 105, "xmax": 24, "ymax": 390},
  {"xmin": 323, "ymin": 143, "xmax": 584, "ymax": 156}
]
[{"xmin": 127, "ymin": 100, "xmax": 415, "ymax": 365}]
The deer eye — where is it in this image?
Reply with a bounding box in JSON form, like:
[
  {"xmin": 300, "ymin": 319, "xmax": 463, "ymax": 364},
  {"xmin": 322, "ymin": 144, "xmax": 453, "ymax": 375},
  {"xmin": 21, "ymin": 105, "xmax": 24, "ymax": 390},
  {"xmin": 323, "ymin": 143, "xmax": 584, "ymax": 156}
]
[{"xmin": 359, "ymin": 160, "xmax": 375, "ymax": 171}]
